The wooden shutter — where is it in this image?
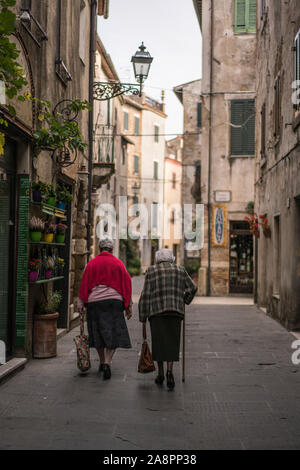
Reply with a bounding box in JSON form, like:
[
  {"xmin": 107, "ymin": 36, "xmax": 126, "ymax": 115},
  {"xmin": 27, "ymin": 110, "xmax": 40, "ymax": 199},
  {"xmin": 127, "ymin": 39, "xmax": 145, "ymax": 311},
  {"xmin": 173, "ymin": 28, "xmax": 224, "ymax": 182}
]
[
  {"xmin": 295, "ymin": 31, "xmax": 300, "ymax": 111},
  {"xmin": 235, "ymin": 0, "xmax": 246, "ymax": 33},
  {"xmin": 261, "ymin": 103, "xmax": 266, "ymax": 157},
  {"xmin": 231, "ymin": 100, "xmax": 255, "ymax": 155},
  {"xmin": 134, "ymin": 155, "xmax": 139, "ymax": 173},
  {"xmin": 197, "ymin": 103, "xmax": 202, "ymax": 128},
  {"xmin": 248, "ymin": 0, "xmax": 257, "ymax": 32},
  {"xmin": 134, "ymin": 117, "xmax": 139, "ymax": 136},
  {"xmin": 154, "ymin": 125, "xmax": 159, "ymax": 142},
  {"xmin": 274, "ymin": 75, "xmax": 281, "ymax": 137},
  {"xmin": 124, "ymin": 112, "xmax": 128, "ymax": 131},
  {"xmin": 154, "ymin": 161, "xmax": 158, "ymax": 179}
]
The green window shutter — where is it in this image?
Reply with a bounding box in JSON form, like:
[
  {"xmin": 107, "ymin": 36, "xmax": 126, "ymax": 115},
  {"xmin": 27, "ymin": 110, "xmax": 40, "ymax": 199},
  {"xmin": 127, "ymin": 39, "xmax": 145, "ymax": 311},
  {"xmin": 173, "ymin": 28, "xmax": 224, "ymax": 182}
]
[
  {"xmin": 230, "ymin": 100, "xmax": 255, "ymax": 155},
  {"xmin": 247, "ymin": 0, "xmax": 257, "ymax": 32},
  {"xmin": 124, "ymin": 112, "xmax": 128, "ymax": 131},
  {"xmin": 154, "ymin": 125, "xmax": 159, "ymax": 142},
  {"xmin": 197, "ymin": 102, "xmax": 202, "ymax": 128},
  {"xmin": 134, "ymin": 117, "xmax": 139, "ymax": 135},
  {"xmin": 154, "ymin": 161, "xmax": 158, "ymax": 180},
  {"xmin": 134, "ymin": 155, "xmax": 139, "ymax": 173},
  {"xmin": 235, "ymin": 0, "xmax": 246, "ymax": 33}
]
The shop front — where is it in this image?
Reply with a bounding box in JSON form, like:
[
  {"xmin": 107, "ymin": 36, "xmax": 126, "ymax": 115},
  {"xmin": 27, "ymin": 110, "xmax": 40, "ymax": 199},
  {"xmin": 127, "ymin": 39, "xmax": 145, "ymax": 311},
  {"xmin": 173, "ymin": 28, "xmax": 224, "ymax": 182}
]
[{"xmin": 229, "ymin": 221, "xmax": 253, "ymax": 294}]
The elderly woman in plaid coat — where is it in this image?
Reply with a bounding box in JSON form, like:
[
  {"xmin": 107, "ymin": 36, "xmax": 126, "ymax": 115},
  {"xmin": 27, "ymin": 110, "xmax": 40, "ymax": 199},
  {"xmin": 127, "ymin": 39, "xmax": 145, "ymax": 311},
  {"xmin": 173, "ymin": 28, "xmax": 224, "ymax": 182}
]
[{"xmin": 139, "ymin": 249, "xmax": 197, "ymax": 390}]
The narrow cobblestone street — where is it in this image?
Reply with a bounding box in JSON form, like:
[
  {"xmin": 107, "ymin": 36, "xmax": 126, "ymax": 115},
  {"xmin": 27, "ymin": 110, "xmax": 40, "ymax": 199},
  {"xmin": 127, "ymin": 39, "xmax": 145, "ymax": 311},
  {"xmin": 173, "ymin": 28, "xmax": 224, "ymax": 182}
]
[{"xmin": 1, "ymin": 278, "xmax": 300, "ymax": 450}]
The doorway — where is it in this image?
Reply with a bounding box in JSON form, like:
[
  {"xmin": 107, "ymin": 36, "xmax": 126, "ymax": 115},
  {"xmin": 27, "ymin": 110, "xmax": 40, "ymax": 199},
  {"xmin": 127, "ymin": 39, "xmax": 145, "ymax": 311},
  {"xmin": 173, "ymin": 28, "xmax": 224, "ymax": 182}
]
[
  {"xmin": 229, "ymin": 221, "xmax": 253, "ymax": 294},
  {"xmin": 0, "ymin": 140, "xmax": 16, "ymax": 361}
]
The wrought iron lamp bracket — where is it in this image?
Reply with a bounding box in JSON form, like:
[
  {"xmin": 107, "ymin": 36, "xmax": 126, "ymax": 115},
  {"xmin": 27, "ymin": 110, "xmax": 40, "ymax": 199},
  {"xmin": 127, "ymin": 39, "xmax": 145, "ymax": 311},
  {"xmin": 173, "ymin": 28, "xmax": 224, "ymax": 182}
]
[{"xmin": 93, "ymin": 81, "xmax": 142, "ymax": 101}]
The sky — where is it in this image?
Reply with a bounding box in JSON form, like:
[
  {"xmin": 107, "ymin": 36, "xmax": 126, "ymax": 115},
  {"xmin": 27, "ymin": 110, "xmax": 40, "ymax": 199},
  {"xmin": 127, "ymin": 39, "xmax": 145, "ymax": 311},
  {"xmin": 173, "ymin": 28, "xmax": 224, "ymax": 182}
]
[{"xmin": 97, "ymin": 0, "xmax": 202, "ymax": 136}]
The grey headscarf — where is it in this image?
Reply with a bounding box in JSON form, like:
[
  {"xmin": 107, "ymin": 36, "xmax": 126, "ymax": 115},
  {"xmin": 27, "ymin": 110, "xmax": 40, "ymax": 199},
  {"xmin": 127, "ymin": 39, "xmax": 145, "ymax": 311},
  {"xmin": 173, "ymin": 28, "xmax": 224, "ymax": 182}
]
[
  {"xmin": 155, "ymin": 248, "xmax": 175, "ymax": 264},
  {"xmin": 99, "ymin": 238, "xmax": 114, "ymax": 251}
]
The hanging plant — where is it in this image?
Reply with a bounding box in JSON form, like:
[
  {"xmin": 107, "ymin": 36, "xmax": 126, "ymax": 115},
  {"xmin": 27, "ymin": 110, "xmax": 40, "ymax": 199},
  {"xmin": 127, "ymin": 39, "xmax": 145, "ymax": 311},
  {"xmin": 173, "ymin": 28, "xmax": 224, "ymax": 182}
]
[
  {"xmin": 0, "ymin": 0, "xmax": 28, "ymax": 155},
  {"xmin": 244, "ymin": 213, "xmax": 260, "ymax": 238},
  {"xmin": 259, "ymin": 214, "xmax": 271, "ymax": 238}
]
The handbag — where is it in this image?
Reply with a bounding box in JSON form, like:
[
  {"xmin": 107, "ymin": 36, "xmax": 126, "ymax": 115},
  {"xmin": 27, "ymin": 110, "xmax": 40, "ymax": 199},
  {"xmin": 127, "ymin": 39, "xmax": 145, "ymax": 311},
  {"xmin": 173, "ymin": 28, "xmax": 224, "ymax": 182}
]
[
  {"xmin": 138, "ymin": 322, "xmax": 156, "ymax": 373},
  {"xmin": 74, "ymin": 311, "xmax": 91, "ymax": 372}
]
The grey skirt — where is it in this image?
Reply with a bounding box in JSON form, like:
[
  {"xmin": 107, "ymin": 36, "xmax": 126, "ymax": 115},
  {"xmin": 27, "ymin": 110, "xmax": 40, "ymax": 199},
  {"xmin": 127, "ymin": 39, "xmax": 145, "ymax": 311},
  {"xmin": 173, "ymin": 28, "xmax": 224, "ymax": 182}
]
[
  {"xmin": 149, "ymin": 314, "xmax": 182, "ymax": 362},
  {"xmin": 86, "ymin": 299, "xmax": 131, "ymax": 350}
]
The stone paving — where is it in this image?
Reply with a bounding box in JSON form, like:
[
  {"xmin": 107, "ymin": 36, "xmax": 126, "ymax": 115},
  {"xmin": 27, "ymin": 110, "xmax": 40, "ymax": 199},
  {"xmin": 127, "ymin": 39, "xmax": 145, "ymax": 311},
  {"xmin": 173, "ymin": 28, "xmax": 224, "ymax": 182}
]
[{"xmin": 1, "ymin": 277, "xmax": 300, "ymax": 450}]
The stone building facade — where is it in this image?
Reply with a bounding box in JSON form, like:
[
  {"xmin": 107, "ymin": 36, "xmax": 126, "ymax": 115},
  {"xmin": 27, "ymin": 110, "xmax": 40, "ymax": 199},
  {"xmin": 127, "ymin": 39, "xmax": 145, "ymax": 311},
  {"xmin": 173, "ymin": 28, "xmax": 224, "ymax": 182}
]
[
  {"xmin": 176, "ymin": 0, "xmax": 257, "ymax": 296},
  {"xmin": 254, "ymin": 0, "xmax": 300, "ymax": 329},
  {"xmin": 0, "ymin": 0, "xmax": 102, "ymax": 362}
]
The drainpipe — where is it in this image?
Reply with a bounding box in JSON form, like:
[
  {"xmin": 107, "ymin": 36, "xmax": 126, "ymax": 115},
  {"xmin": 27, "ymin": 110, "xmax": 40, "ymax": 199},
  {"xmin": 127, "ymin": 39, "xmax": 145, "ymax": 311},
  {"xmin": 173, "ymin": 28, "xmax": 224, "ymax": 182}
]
[
  {"xmin": 207, "ymin": 0, "xmax": 214, "ymax": 296},
  {"xmin": 87, "ymin": 0, "xmax": 97, "ymax": 261}
]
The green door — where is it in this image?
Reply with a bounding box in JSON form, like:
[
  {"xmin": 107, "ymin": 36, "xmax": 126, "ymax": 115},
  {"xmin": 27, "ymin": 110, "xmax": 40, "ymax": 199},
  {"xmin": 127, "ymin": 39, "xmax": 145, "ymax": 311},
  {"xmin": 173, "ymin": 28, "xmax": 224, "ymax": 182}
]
[{"xmin": 0, "ymin": 140, "xmax": 16, "ymax": 361}]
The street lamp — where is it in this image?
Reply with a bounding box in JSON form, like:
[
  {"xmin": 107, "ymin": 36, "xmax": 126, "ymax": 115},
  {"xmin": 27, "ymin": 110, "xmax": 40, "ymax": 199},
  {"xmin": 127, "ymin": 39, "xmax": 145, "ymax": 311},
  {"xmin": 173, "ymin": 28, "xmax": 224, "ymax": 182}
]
[{"xmin": 93, "ymin": 42, "xmax": 153, "ymax": 101}]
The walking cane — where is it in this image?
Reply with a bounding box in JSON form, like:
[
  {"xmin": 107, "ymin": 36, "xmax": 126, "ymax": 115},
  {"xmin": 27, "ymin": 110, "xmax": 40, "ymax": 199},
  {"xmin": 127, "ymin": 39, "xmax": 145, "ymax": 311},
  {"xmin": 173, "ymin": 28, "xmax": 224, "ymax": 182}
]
[{"xmin": 182, "ymin": 304, "xmax": 185, "ymax": 383}]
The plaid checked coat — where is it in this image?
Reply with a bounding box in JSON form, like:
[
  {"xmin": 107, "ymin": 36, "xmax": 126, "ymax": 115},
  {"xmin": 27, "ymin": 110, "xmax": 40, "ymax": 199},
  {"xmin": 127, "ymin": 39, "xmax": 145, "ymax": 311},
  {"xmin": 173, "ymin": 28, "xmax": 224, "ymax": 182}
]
[{"xmin": 138, "ymin": 262, "xmax": 197, "ymax": 323}]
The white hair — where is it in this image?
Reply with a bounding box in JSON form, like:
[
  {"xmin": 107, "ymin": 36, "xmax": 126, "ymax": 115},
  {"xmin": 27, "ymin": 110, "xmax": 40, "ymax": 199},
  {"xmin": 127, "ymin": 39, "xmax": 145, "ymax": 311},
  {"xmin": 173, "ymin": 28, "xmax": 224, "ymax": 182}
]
[
  {"xmin": 99, "ymin": 238, "xmax": 114, "ymax": 251},
  {"xmin": 155, "ymin": 249, "xmax": 175, "ymax": 264}
]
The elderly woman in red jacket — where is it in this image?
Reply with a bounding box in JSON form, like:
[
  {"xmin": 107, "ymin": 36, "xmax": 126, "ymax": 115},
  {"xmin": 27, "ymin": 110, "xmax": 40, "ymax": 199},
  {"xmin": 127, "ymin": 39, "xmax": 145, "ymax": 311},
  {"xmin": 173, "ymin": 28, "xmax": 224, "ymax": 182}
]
[{"xmin": 78, "ymin": 238, "xmax": 132, "ymax": 380}]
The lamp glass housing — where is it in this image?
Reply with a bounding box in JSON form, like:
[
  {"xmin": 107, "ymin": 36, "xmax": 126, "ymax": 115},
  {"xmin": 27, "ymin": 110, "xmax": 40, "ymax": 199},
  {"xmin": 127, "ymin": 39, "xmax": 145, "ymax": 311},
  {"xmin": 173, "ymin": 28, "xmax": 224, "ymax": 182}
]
[{"xmin": 131, "ymin": 43, "xmax": 153, "ymax": 83}]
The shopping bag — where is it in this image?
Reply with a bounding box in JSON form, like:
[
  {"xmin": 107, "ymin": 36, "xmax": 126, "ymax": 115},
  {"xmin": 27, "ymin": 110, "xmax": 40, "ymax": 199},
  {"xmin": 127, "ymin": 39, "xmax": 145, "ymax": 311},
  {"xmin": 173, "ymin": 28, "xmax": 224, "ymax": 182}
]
[
  {"xmin": 138, "ymin": 322, "xmax": 155, "ymax": 373},
  {"xmin": 74, "ymin": 312, "xmax": 91, "ymax": 372}
]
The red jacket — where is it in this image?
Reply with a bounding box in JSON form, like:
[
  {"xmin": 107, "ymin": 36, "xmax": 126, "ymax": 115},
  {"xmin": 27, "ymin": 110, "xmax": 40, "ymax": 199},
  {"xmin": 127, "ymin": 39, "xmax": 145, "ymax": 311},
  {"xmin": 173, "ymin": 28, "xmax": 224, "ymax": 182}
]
[{"xmin": 78, "ymin": 252, "xmax": 132, "ymax": 308}]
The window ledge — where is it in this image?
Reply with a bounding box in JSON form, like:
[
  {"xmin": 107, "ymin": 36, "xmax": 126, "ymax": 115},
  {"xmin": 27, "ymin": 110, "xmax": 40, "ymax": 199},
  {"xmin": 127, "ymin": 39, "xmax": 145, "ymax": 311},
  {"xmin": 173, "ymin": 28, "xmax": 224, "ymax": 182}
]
[
  {"xmin": 229, "ymin": 154, "xmax": 255, "ymax": 159},
  {"xmin": 272, "ymin": 294, "xmax": 280, "ymax": 301}
]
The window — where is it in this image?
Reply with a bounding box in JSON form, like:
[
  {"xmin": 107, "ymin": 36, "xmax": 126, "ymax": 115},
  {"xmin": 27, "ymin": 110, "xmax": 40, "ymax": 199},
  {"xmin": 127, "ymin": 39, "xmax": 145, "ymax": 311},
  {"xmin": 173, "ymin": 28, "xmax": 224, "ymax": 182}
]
[
  {"xmin": 172, "ymin": 173, "xmax": 176, "ymax": 189},
  {"xmin": 153, "ymin": 161, "xmax": 158, "ymax": 180},
  {"xmin": 134, "ymin": 155, "xmax": 139, "ymax": 174},
  {"xmin": 154, "ymin": 125, "xmax": 159, "ymax": 142},
  {"xmin": 197, "ymin": 103, "xmax": 202, "ymax": 128},
  {"xmin": 22, "ymin": 0, "xmax": 31, "ymax": 9},
  {"xmin": 79, "ymin": 1, "xmax": 87, "ymax": 63},
  {"xmin": 230, "ymin": 99, "xmax": 255, "ymax": 155},
  {"xmin": 134, "ymin": 117, "xmax": 140, "ymax": 136},
  {"xmin": 274, "ymin": 75, "xmax": 281, "ymax": 139},
  {"xmin": 261, "ymin": 103, "xmax": 266, "ymax": 158},
  {"xmin": 122, "ymin": 143, "xmax": 126, "ymax": 165},
  {"xmin": 171, "ymin": 210, "xmax": 175, "ymax": 224},
  {"xmin": 124, "ymin": 111, "xmax": 129, "ymax": 131},
  {"xmin": 133, "ymin": 196, "xmax": 139, "ymax": 205},
  {"xmin": 234, "ymin": 0, "xmax": 256, "ymax": 33},
  {"xmin": 294, "ymin": 30, "xmax": 300, "ymax": 113}
]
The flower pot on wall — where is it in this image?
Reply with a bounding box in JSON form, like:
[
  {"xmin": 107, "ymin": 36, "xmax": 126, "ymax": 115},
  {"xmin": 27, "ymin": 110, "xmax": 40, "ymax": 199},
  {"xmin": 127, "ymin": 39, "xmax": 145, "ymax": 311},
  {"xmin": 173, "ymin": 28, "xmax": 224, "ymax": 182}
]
[
  {"xmin": 32, "ymin": 190, "xmax": 42, "ymax": 203},
  {"xmin": 33, "ymin": 313, "xmax": 59, "ymax": 358},
  {"xmin": 29, "ymin": 272, "xmax": 39, "ymax": 282},
  {"xmin": 45, "ymin": 270, "xmax": 53, "ymax": 279},
  {"xmin": 57, "ymin": 202, "xmax": 66, "ymax": 210},
  {"xmin": 43, "ymin": 233, "xmax": 54, "ymax": 243},
  {"xmin": 263, "ymin": 227, "xmax": 271, "ymax": 238},
  {"xmin": 56, "ymin": 234, "xmax": 65, "ymax": 244},
  {"xmin": 46, "ymin": 197, "xmax": 56, "ymax": 206},
  {"xmin": 30, "ymin": 231, "xmax": 42, "ymax": 242}
]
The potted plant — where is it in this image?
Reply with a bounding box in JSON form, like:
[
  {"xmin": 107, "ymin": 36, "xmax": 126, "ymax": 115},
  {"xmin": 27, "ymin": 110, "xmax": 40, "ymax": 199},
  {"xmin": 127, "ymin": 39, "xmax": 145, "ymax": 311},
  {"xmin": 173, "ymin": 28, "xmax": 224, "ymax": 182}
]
[
  {"xmin": 29, "ymin": 216, "xmax": 45, "ymax": 242},
  {"xmin": 45, "ymin": 256, "xmax": 55, "ymax": 279},
  {"xmin": 57, "ymin": 257, "xmax": 65, "ymax": 276},
  {"xmin": 259, "ymin": 214, "xmax": 271, "ymax": 238},
  {"xmin": 28, "ymin": 258, "xmax": 42, "ymax": 282},
  {"xmin": 43, "ymin": 222, "xmax": 56, "ymax": 243},
  {"xmin": 44, "ymin": 183, "xmax": 56, "ymax": 206},
  {"xmin": 56, "ymin": 223, "xmax": 68, "ymax": 243},
  {"xmin": 56, "ymin": 185, "xmax": 73, "ymax": 210},
  {"xmin": 32, "ymin": 181, "xmax": 46, "ymax": 203},
  {"xmin": 33, "ymin": 291, "xmax": 62, "ymax": 358}
]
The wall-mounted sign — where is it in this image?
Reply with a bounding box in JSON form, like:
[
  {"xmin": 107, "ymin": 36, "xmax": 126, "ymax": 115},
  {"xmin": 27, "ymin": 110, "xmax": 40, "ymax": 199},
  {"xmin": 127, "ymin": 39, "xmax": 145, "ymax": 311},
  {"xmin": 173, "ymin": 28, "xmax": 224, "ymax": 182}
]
[
  {"xmin": 212, "ymin": 205, "xmax": 227, "ymax": 247},
  {"xmin": 214, "ymin": 191, "xmax": 231, "ymax": 203}
]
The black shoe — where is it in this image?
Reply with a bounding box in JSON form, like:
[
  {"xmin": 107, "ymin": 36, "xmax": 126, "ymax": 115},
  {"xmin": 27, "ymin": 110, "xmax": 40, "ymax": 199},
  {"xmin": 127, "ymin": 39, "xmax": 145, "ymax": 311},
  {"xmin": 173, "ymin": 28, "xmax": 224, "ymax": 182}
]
[
  {"xmin": 103, "ymin": 364, "xmax": 111, "ymax": 380},
  {"xmin": 166, "ymin": 371, "xmax": 175, "ymax": 390},
  {"xmin": 98, "ymin": 364, "xmax": 104, "ymax": 373},
  {"xmin": 155, "ymin": 375, "xmax": 165, "ymax": 385}
]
